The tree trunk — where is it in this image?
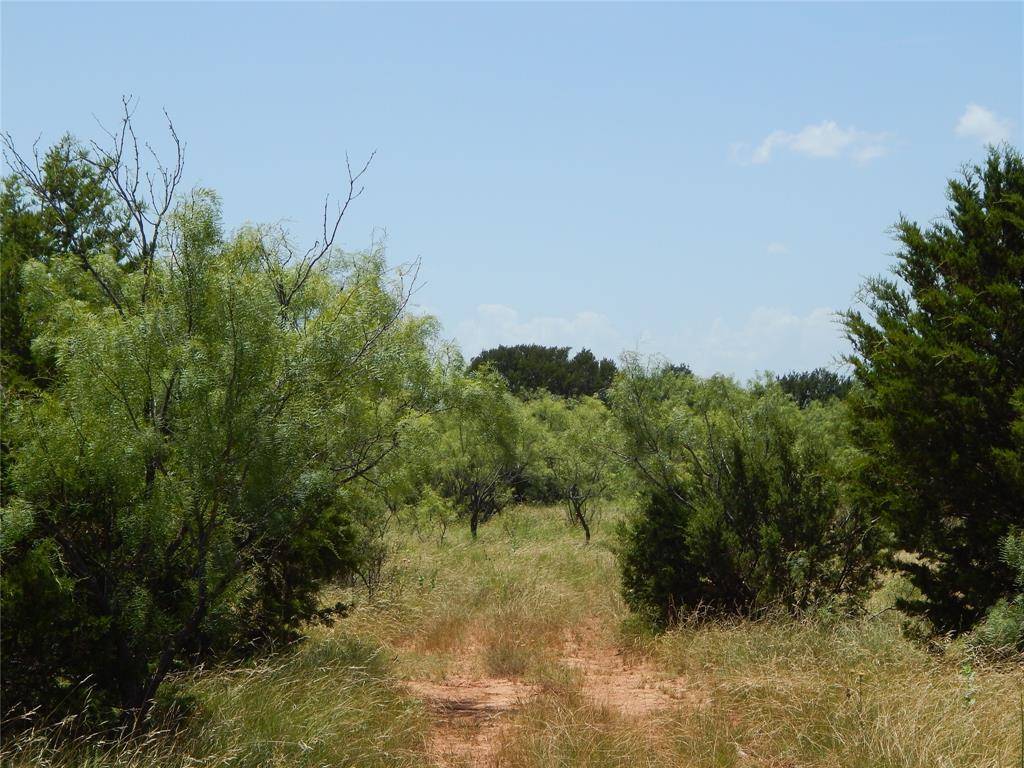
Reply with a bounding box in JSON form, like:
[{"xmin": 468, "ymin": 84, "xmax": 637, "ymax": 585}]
[{"xmin": 569, "ymin": 491, "xmax": 590, "ymax": 544}]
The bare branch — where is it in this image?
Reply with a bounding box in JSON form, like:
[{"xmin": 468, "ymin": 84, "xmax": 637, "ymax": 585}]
[
  {"xmin": 88, "ymin": 96, "xmax": 186, "ymax": 303},
  {"xmin": 279, "ymin": 150, "xmax": 377, "ymax": 309}
]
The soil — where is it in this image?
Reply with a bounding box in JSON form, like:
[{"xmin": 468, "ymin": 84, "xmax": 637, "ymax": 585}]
[{"xmin": 405, "ymin": 623, "xmax": 692, "ymax": 767}]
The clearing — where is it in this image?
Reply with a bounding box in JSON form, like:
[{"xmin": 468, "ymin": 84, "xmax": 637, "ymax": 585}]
[{"xmin": 327, "ymin": 505, "xmax": 1021, "ymax": 767}]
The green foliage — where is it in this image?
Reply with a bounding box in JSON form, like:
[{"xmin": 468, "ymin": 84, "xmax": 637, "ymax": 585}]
[
  {"xmin": 528, "ymin": 394, "xmax": 621, "ymax": 541},
  {"xmin": 777, "ymin": 367, "xmax": 853, "ymax": 408},
  {"xmin": 1, "ymin": 137, "xmax": 132, "ymax": 389},
  {"xmin": 1, "ymin": 175, "xmax": 44, "ymax": 389},
  {"xmin": 425, "ymin": 366, "xmax": 524, "ymax": 536},
  {"xmin": 843, "ymin": 146, "xmax": 1024, "ymax": 634},
  {"xmin": 970, "ymin": 530, "xmax": 1024, "ymax": 657},
  {"xmin": 2, "ymin": 166, "xmax": 436, "ymax": 726},
  {"xmin": 469, "ymin": 344, "xmax": 617, "ymax": 398},
  {"xmin": 610, "ymin": 360, "xmax": 882, "ymax": 625}
]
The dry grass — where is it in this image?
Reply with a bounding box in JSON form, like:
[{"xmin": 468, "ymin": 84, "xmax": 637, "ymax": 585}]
[
  {"xmin": 658, "ymin": 617, "xmax": 1021, "ymax": 767},
  {"xmin": 494, "ymin": 614, "xmax": 1023, "ymax": 767},
  {"xmin": 330, "ymin": 504, "xmax": 624, "ymax": 684},
  {"xmin": 4, "ymin": 504, "xmax": 1022, "ymax": 767},
  {"xmin": 2, "ymin": 637, "xmax": 430, "ymax": 768}
]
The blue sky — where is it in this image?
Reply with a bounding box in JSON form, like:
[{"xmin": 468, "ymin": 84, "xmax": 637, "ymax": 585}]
[{"xmin": 3, "ymin": 2, "xmax": 1021, "ymax": 377}]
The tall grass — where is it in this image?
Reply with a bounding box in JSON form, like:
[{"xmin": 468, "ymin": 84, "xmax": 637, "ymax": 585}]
[
  {"xmin": 2, "ymin": 638, "xmax": 429, "ymax": 768},
  {"xmin": 495, "ymin": 613, "xmax": 1022, "ymax": 767},
  {"xmin": 4, "ymin": 504, "xmax": 1022, "ymax": 767},
  {"xmin": 332, "ymin": 504, "xmax": 625, "ymax": 683}
]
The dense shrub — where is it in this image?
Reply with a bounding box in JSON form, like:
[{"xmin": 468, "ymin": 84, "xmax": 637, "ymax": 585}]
[
  {"xmin": 1, "ymin": 128, "xmax": 436, "ymax": 726},
  {"xmin": 610, "ymin": 362, "xmax": 882, "ymax": 625},
  {"xmin": 843, "ymin": 146, "xmax": 1024, "ymax": 634}
]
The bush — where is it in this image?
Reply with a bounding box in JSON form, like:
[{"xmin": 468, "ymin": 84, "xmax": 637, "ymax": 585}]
[
  {"xmin": 970, "ymin": 531, "xmax": 1024, "ymax": 657},
  {"xmin": 1, "ymin": 155, "xmax": 436, "ymax": 727},
  {"xmin": 611, "ymin": 363, "xmax": 882, "ymax": 625}
]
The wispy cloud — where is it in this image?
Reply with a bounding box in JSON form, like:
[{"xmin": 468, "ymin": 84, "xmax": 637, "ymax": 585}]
[
  {"xmin": 453, "ymin": 304, "xmax": 624, "ymax": 360},
  {"xmin": 733, "ymin": 120, "xmax": 891, "ymax": 165},
  {"xmin": 647, "ymin": 306, "xmax": 849, "ymax": 380},
  {"xmin": 955, "ymin": 104, "xmax": 1014, "ymax": 145},
  {"xmin": 766, "ymin": 242, "xmax": 789, "ymax": 255},
  {"xmin": 451, "ymin": 303, "xmax": 849, "ymax": 380}
]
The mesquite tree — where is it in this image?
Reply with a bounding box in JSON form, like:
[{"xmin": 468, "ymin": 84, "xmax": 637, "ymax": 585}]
[
  {"xmin": 428, "ymin": 367, "xmax": 522, "ymax": 537},
  {"xmin": 529, "ymin": 394, "xmax": 620, "ymax": 542},
  {"xmin": 0, "ymin": 110, "xmax": 436, "ymax": 727}
]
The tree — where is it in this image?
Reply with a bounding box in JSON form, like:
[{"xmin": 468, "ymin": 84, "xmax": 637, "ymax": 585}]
[
  {"xmin": 530, "ymin": 394, "xmax": 620, "ymax": 542},
  {"xmin": 1, "ymin": 113, "xmax": 436, "ymax": 728},
  {"xmin": 468, "ymin": 344, "xmax": 617, "ymax": 397},
  {"xmin": 777, "ymin": 368, "xmax": 852, "ymax": 408},
  {"xmin": 1, "ymin": 175, "xmax": 45, "ymax": 389},
  {"xmin": 1, "ymin": 136, "xmax": 132, "ymax": 390},
  {"xmin": 843, "ymin": 146, "xmax": 1024, "ymax": 634},
  {"xmin": 610, "ymin": 359, "xmax": 881, "ymax": 626},
  {"xmin": 427, "ymin": 367, "xmax": 523, "ymax": 537}
]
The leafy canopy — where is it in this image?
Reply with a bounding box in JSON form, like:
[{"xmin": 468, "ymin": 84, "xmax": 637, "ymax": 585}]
[
  {"xmin": 469, "ymin": 343, "xmax": 617, "ymax": 398},
  {"xmin": 2, "ymin": 164, "xmax": 436, "ymax": 726}
]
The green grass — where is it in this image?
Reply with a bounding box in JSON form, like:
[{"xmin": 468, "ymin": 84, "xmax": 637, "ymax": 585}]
[
  {"xmin": 330, "ymin": 504, "xmax": 624, "ymax": 684},
  {"xmin": 2, "ymin": 638, "xmax": 429, "ymax": 768},
  {"xmin": 4, "ymin": 504, "xmax": 1022, "ymax": 767}
]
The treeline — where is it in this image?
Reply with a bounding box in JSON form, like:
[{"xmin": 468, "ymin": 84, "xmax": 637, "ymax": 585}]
[
  {"xmin": 468, "ymin": 344, "xmax": 618, "ymax": 397},
  {"xmin": 1, "ymin": 111, "xmax": 1021, "ymax": 735}
]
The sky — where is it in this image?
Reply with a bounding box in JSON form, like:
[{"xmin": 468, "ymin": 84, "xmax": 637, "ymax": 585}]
[{"xmin": 3, "ymin": 2, "xmax": 1021, "ymax": 378}]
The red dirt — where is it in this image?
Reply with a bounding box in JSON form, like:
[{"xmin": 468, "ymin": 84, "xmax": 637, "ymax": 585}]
[{"xmin": 405, "ymin": 625, "xmax": 693, "ymax": 766}]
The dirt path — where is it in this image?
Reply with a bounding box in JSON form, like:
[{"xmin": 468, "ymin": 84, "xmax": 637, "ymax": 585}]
[
  {"xmin": 405, "ymin": 623, "xmax": 692, "ymax": 766},
  {"xmin": 406, "ymin": 677, "xmax": 538, "ymax": 767},
  {"xmin": 561, "ymin": 632, "xmax": 693, "ymax": 717}
]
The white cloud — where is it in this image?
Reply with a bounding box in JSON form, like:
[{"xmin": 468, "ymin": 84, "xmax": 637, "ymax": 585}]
[
  {"xmin": 453, "ymin": 304, "xmax": 624, "ymax": 361},
  {"xmin": 452, "ymin": 303, "xmax": 850, "ymax": 381},
  {"xmin": 766, "ymin": 242, "xmax": 789, "ymax": 255},
  {"xmin": 735, "ymin": 120, "xmax": 891, "ymax": 165},
  {"xmin": 653, "ymin": 306, "xmax": 849, "ymax": 380},
  {"xmin": 955, "ymin": 104, "xmax": 1013, "ymax": 145}
]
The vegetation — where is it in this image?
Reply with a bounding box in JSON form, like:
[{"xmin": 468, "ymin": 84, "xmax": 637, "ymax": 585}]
[
  {"xmin": 843, "ymin": 147, "xmax": 1024, "ymax": 635},
  {"xmin": 528, "ymin": 394, "xmax": 621, "ymax": 542},
  {"xmin": 1, "ymin": 109, "xmax": 1021, "ymax": 765},
  {"xmin": 777, "ymin": 367, "xmax": 853, "ymax": 407},
  {"xmin": 1, "ymin": 118, "xmax": 437, "ymax": 726},
  {"xmin": 4, "ymin": 506, "xmax": 1020, "ymax": 767},
  {"xmin": 469, "ymin": 344, "xmax": 617, "ymax": 398},
  {"xmin": 610, "ymin": 361, "xmax": 882, "ymax": 624},
  {"xmin": 970, "ymin": 529, "xmax": 1024, "ymax": 655},
  {"xmin": 425, "ymin": 366, "xmax": 524, "ymax": 538}
]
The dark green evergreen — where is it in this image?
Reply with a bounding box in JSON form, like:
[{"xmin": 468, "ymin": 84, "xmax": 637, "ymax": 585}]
[
  {"xmin": 843, "ymin": 146, "xmax": 1024, "ymax": 634},
  {"xmin": 468, "ymin": 343, "xmax": 617, "ymax": 397},
  {"xmin": 777, "ymin": 368, "xmax": 852, "ymax": 408}
]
